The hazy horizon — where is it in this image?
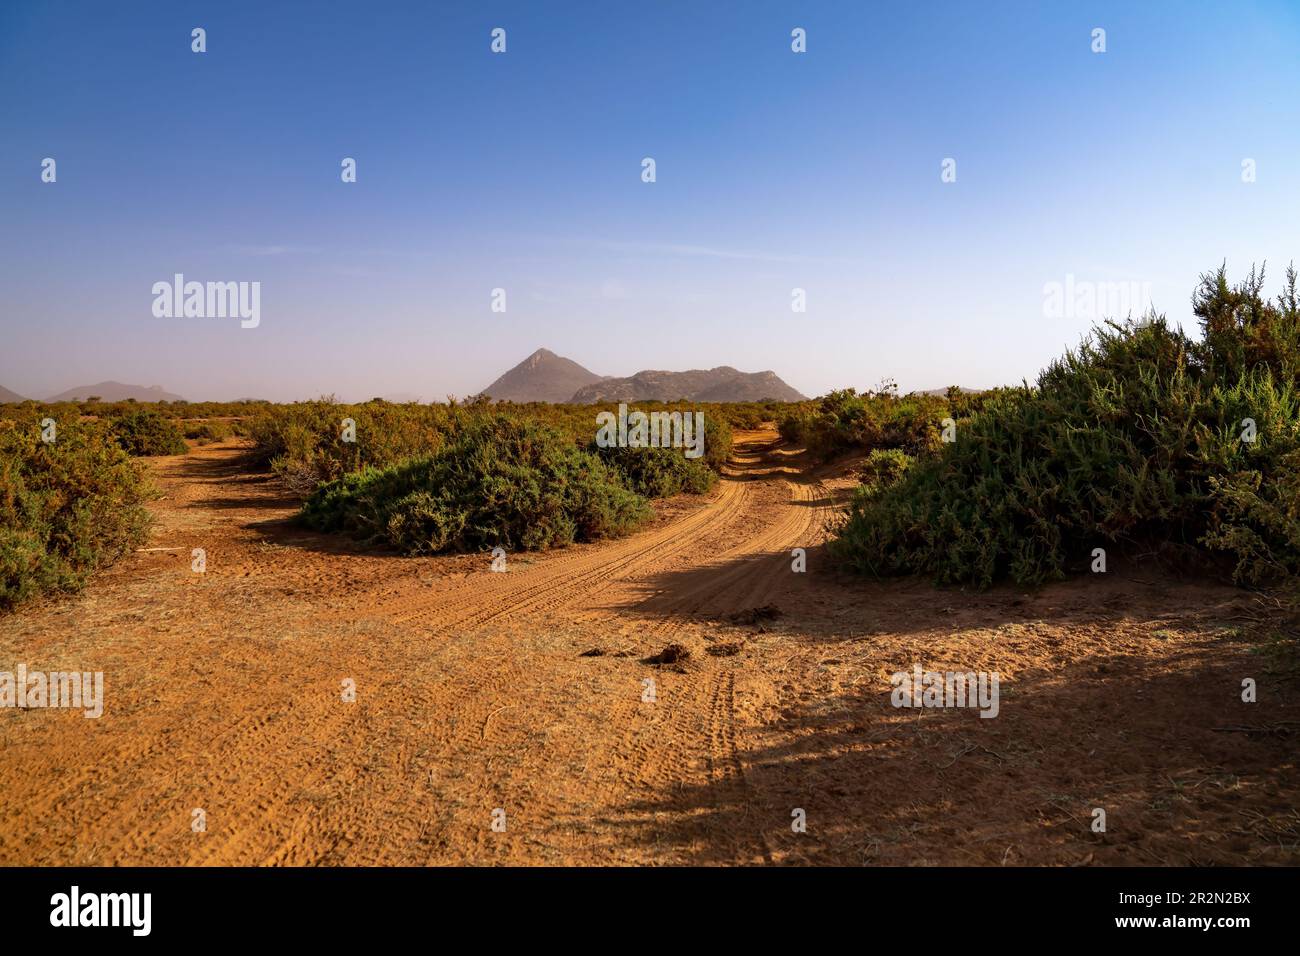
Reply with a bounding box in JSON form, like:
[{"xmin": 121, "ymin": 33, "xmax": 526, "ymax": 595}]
[
  {"xmin": 0, "ymin": 345, "xmax": 983, "ymax": 404},
  {"xmin": 4, "ymin": 0, "xmax": 1300, "ymax": 402}
]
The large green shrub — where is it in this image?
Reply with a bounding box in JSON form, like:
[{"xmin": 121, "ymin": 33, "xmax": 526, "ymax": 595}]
[
  {"xmin": 831, "ymin": 266, "xmax": 1300, "ymax": 588},
  {"xmin": 778, "ymin": 389, "xmax": 947, "ymax": 460},
  {"xmin": 587, "ymin": 407, "xmax": 730, "ymax": 494},
  {"xmin": 245, "ymin": 397, "xmax": 456, "ymax": 493},
  {"xmin": 699, "ymin": 414, "xmax": 733, "ymax": 473},
  {"xmin": 109, "ymin": 408, "xmax": 188, "ymax": 456},
  {"xmin": 249, "ymin": 398, "xmax": 735, "ymax": 497},
  {"xmin": 595, "ymin": 445, "xmax": 717, "ymax": 498},
  {"xmin": 0, "ymin": 417, "xmax": 154, "ymax": 610},
  {"xmin": 300, "ymin": 415, "xmax": 652, "ymax": 554}
]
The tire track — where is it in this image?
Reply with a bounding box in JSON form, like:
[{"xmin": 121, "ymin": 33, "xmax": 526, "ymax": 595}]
[
  {"xmin": 0, "ymin": 427, "xmax": 832, "ymax": 866},
  {"xmin": 586, "ymin": 458, "xmax": 836, "ymax": 861}
]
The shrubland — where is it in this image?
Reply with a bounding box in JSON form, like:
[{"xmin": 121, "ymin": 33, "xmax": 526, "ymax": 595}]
[
  {"xmin": 831, "ymin": 265, "xmax": 1300, "ymax": 589},
  {"xmin": 300, "ymin": 415, "xmax": 652, "ymax": 554},
  {"xmin": 0, "ymin": 415, "xmax": 153, "ymax": 610},
  {"xmin": 181, "ymin": 419, "xmax": 231, "ymax": 444},
  {"xmin": 244, "ymin": 396, "xmax": 733, "ymax": 498},
  {"xmin": 10, "ymin": 263, "xmax": 1298, "ymax": 601}
]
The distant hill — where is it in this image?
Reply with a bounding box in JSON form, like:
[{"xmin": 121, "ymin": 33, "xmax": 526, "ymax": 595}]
[
  {"xmin": 45, "ymin": 382, "xmax": 186, "ymax": 403},
  {"xmin": 479, "ymin": 349, "xmax": 609, "ymax": 403},
  {"xmin": 569, "ymin": 367, "xmax": 806, "ymax": 404},
  {"xmin": 916, "ymin": 386, "xmax": 985, "ymax": 396},
  {"xmin": 479, "ymin": 349, "xmax": 806, "ymax": 404},
  {"xmin": 0, "ymin": 385, "xmax": 27, "ymax": 403}
]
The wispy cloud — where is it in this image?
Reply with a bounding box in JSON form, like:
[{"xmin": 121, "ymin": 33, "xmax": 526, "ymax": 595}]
[
  {"xmin": 588, "ymin": 238, "xmax": 825, "ymax": 264},
  {"xmin": 229, "ymin": 244, "xmax": 320, "ymax": 257},
  {"xmin": 511, "ymin": 235, "xmax": 834, "ymax": 264}
]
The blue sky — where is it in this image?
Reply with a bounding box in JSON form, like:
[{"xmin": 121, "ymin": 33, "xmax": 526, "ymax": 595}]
[{"xmin": 2, "ymin": 0, "xmax": 1300, "ymax": 401}]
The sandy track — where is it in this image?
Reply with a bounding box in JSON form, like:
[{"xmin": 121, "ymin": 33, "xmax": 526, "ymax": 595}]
[{"xmin": 1, "ymin": 427, "xmax": 1297, "ymax": 866}]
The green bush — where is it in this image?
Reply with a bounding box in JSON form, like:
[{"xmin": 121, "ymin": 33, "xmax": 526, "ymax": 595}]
[
  {"xmin": 246, "ymin": 398, "xmax": 455, "ymax": 494},
  {"xmin": 831, "ymin": 265, "xmax": 1300, "ymax": 589},
  {"xmin": 1, "ymin": 418, "xmax": 153, "ymax": 610},
  {"xmin": 182, "ymin": 419, "xmax": 231, "ymax": 444},
  {"xmin": 857, "ymin": 448, "xmax": 913, "ymax": 493},
  {"xmin": 595, "ymin": 445, "xmax": 717, "ymax": 497},
  {"xmin": 109, "ymin": 408, "xmax": 188, "ymax": 456},
  {"xmin": 300, "ymin": 415, "xmax": 652, "ymax": 554},
  {"xmin": 700, "ymin": 414, "xmax": 733, "ymax": 473},
  {"xmin": 721, "ymin": 404, "xmax": 774, "ymax": 429},
  {"xmin": 778, "ymin": 389, "xmax": 947, "ymax": 460},
  {"xmin": 248, "ymin": 398, "xmax": 735, "ymax": 497},
  {"xmin": 589, "ymin": 407, "xmax": 730, "ymax": 492},
  {"xmin": 777, "ymin": 406, "xmax": 812, "ymax": 444}
]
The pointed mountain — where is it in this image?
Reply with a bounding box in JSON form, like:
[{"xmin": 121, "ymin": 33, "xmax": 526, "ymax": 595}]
[
  {"xmin": 0, "ymin": 385, "xmax": 28, "ymax": 403},
  {"xmin": 45, "ymin": 381, "xmax": 186, "ymax": 403},
  {"xmin": 479, "ymin": 348, "xmax": 609, "ymax": 403}
]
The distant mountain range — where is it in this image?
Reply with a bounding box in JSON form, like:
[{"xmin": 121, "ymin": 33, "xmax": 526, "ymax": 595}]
[
  {"xmin": 480, "ymin": 349, "xmax": 806, "ymax": 404},
  {"xmin": 44, "ymin": 382, "xmax": 187, "ymax": 403},
  {"xmin": 0, "ymin": 372, "xmax": 980, "ymax": 406},
  {"xmin": 569, "ymin": 367, "xmax": 805, "ymax": 403}
]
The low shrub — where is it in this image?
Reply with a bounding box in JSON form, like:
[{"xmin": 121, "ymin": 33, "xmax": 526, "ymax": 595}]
[
  {"xmin": 300, "ymin": 415, "xmax": 652, "ymax": 554},
  {"xmin": 856, "ymin": 448, "xmax": 912, "ymax": 493},
  {"xmin": 182, "ymin": 419, "xmax": 231, "ymax": 444},
  {"xmin": 778, "ymin": 389, "xmax": 947, "ymax": 460},
  {"xmin": 0, "ymin": 417, "xmax": 153, "ymax": 610},
  {"xmin": 596, "ymin": 445, "xmax": 717, "ymax": 497},
  {"xmin": 777, "ymin": 406, "xmax": 812, "ymax": 444},
  {"xmin": 249, "ymin": 397, "xmax": 736, "ymax": 498},
  {"xmin": 700, "ymin": 415, "xmax": 733, "ymax": 473},
  {"xmin": 246, "ymin": 398, "xmax": 455, "ymax": 493},
  {"xmin": 109, "ymin": 408, "xmax": 188, "ymax": 456}
]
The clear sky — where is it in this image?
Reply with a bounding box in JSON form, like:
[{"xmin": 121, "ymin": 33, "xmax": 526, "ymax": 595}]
[{"xmin": 3, "ymin": 0, "xmax": 1300, "ymax": 402}]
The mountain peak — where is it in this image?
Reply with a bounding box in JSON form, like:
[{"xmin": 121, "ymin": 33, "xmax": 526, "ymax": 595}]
[
  {"xmin": 479, "ymin": 349, "xmax": 607, "ymax": 403},
  {"xmin": 521, "ymin": 348, "xmax": 558, "ymax": 369},
  {"xmin": 479, "ymin": 351, "xmax": 806, "ymax": 404}
]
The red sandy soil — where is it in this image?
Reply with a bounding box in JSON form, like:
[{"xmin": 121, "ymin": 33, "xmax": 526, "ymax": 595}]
[{"xmin": 0, "ymin": 428, "xmax": 1296, "ymax": 865}]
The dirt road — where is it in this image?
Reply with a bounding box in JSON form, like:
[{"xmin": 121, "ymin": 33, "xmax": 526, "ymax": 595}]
[{"xmin": 1, "ymin": 428, "xmax": 1296, "ymax": 865}]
